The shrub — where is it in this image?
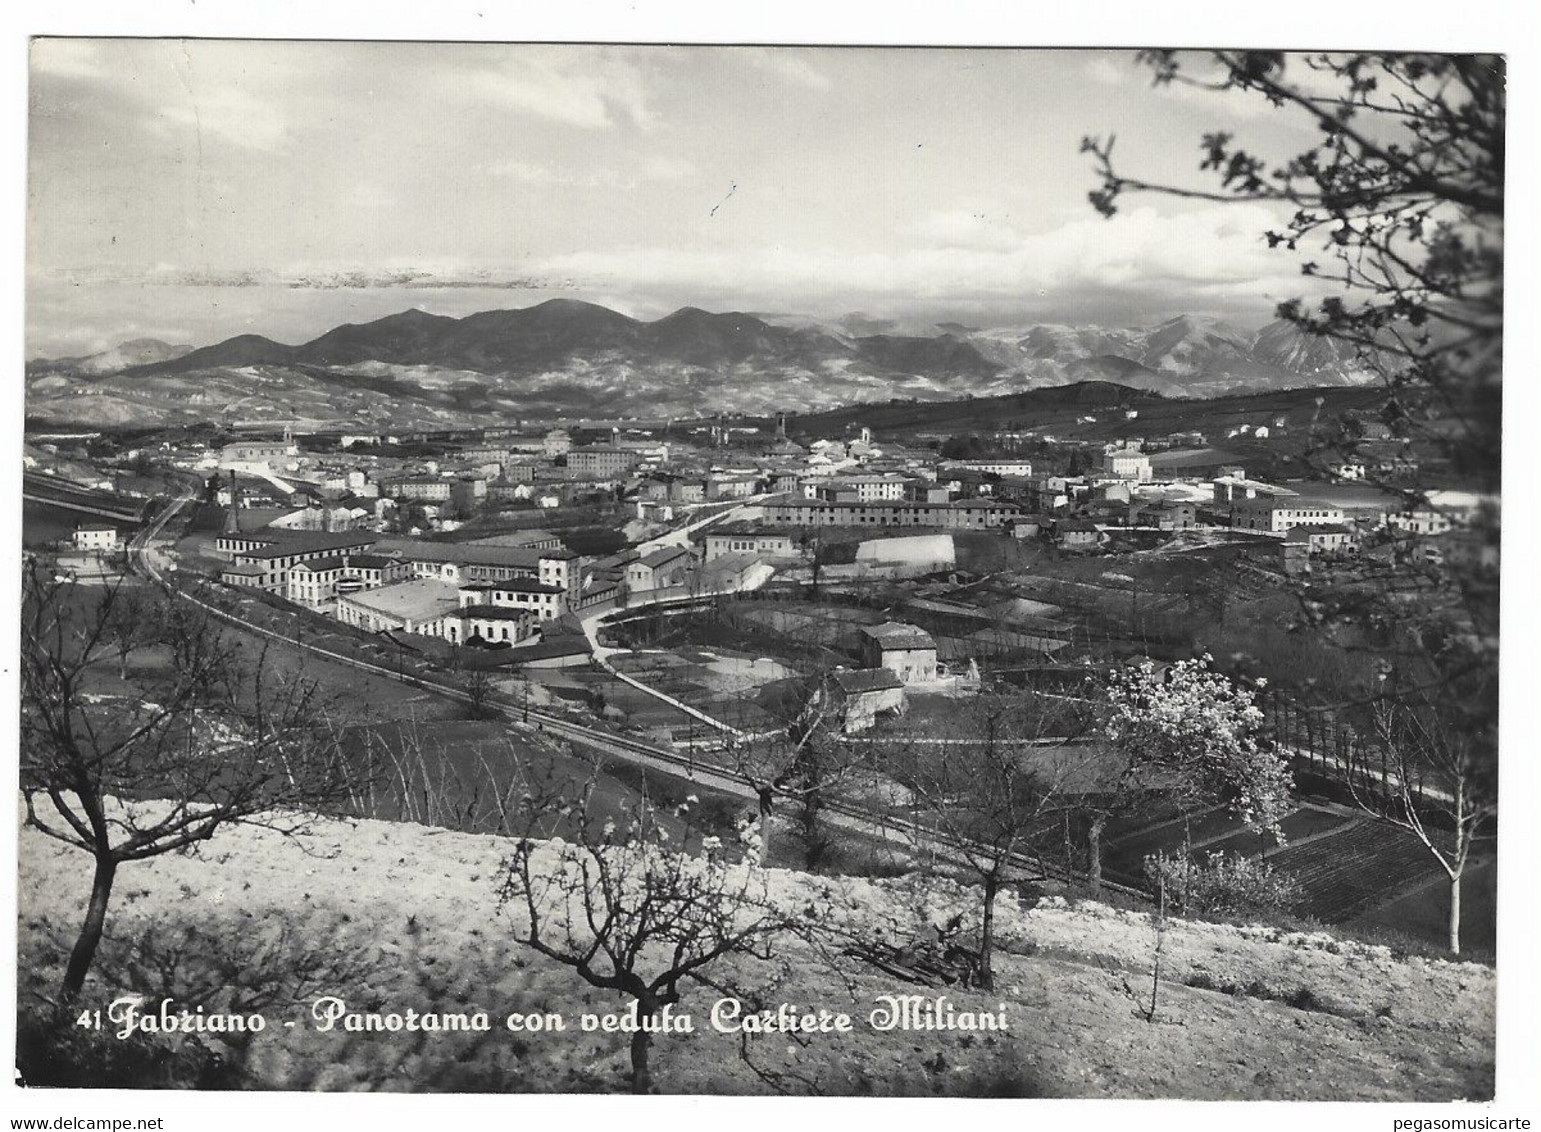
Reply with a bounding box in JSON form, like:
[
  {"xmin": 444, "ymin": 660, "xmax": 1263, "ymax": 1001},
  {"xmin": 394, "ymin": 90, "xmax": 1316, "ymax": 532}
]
[{"xmin": 1144, "ymin": 850, "xmax": 1305, "ymax": 919}]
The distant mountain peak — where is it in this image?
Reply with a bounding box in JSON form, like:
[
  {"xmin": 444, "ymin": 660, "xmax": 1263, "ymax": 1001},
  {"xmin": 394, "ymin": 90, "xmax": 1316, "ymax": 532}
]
[{"xmin": 29, "ymin": 300, "xmax": 1380, "ymax": 429}]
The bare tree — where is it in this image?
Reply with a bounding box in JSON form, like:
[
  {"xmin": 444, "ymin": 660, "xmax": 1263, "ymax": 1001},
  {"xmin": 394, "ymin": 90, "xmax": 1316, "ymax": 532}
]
[
  {"xmin": 463, "ymin": 667, "xmax": 496, "ymax": 721},
  {"xmin": 103, "ymin": 579, "xmax": 158, "ymax": 681},
  {"xmin": 888, "ymin": 692, "xmax": 1090, "ymax": 991},
  {"xmin": 497, "ymin": 766, "xmax": 808, "ymax": 1094},
  {"xmin": 20, "ymin": 566, "xmax": 361, "ymax": 1000},
  {"xmin": 727, "ymin": 668, "xmax": 870, "ymax": 870},
  {"xmin": 1347, "ymin": 673, "xmax": 1494, "ymax": 955}
]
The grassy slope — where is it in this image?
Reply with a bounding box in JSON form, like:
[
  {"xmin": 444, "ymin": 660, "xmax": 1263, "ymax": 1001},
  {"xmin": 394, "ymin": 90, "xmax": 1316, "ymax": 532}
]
[
  {"xmin": 793, "ymin": 382, "xmax": 1386, "ymax": 446},
  {"xmin": 17, "ymin": 809, "xmax": 1493, "ymax": 1099}
]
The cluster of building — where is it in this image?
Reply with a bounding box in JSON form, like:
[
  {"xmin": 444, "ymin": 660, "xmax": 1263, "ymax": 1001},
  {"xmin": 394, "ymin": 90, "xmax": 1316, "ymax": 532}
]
[
  {"xmin": 215, "ymin": 514, "xmax": 580, "ymax": 650},
  {"xmin": 196, "ymin": 414, "xmax": 1491, "ymax": 659}
]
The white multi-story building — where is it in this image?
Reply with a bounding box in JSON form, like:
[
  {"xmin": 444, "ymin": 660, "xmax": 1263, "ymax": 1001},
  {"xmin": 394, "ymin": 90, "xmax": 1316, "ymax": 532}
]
[
  {"xmin": 1387, "ymin": 508, "xmax": 1455, "ymax": 537},
  {"xmin": 817, "ymin": 475, "xmax": 907, "ymax": 502},
  {"xmin": 1098, "ymin": 447, "xmax": 1153, "ymax": 482},
  {"xmin": 442, "ymin": 605, "xmax": 537, "ymax": 646},
  {"xmin": 1231, "ymin": 499, "xmax": 1346, "ymax": 534},
  {"xmin": 703, "ymin": 526, "xmax": 801, "ymax": 561},
  {"xmin": 72, "ymin": 524, "xmax": 121, "ymax": 553},
  {"xmin": 457, "ymin": 578, "xmax": 568, "ymax": 621},
  {"xmin": 569, "ymin": 445, "xmax": 641, "ymax": 478},
  {"xmin": 218, "ymin": 440, "xmax": 298, "ymax": 474},
  {"xmin": 943, "ymin": 459, "xmax": 1035, "ymax": 478}
]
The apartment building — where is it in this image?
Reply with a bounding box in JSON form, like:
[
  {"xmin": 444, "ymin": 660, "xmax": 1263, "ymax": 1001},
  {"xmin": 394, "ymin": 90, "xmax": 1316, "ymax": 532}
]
[
  {"xmin": 568, "ymin": 445, "xmax": 641, "ymax": 478},
  {"xmin": 703, "ymin": 525, "xmax": 801, "ymax": 561},
  {"xmin": 457, "ymin": 578, "xmax": 568, "ymax": 621},
  {"xmin": 1230, "ymin": 499, "xmax": 1347, "ymax": 534},
  {"xmin": 761, "ymin": 498, "xmax": 1021, "ymax": 531}
]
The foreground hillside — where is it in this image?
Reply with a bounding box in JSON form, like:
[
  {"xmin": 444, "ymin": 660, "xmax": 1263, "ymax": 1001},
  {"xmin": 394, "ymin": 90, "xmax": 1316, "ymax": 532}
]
[{"xmin": 16, "ymin": 809, "xmax": 1493, "ymax": 1098}]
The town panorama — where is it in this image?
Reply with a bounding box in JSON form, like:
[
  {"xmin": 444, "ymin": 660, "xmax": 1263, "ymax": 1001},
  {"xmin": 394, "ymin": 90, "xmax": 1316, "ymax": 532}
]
[{"xmin": 17, "ymin": 42, "xmax": 1503, "ymax": 1103}]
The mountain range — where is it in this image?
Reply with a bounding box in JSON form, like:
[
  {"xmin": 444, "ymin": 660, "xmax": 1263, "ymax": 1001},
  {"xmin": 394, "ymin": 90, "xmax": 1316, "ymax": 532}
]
[{"xmin": 25, "ymin": 300, "xmax": 1376, "ymax": 428}]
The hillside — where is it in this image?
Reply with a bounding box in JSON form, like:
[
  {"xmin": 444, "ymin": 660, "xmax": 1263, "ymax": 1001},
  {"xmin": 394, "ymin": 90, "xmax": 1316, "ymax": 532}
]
[
  {"xmin": 792, "ymin": 380, "xmax": 1389, "ymax": 455},
  {"xmin": 16, "ymin": 805, "xmax": 1493, "ymax": 1098},
  {"xmin": 25, "ymin": 302, "xmax": 1382, "ymax": 428},
  {"xmin": 25, "ymin": 338, "xmax": 192, "ymax": 377}
]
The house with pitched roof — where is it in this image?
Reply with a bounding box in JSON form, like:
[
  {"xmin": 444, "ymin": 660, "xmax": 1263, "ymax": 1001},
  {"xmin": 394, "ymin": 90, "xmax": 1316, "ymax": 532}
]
[
  {"xmin": 625, "ymin": 546, "xmax": 695, "ymax": 593},
  {"xmin": 831, "ymin": 667, "xmax": 907, "ymax": 733},
  {"xmin": 858, "ymin": 622, "xmax": 938, "ymax": 684}
]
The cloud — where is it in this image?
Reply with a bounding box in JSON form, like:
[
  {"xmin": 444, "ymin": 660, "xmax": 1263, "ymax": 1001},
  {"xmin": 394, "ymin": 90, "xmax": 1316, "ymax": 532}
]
[
  {"xmin": 917, "ymin": 209, "xmax": 1025, "ymax": 252},
  {"xmin": 737, "ymin": 48, "xmax": 832, "ymax": 91},
  {"xmin": 526, "ymin": 201, "xmax": 1330, "ymax": 322},
  {"xmin": 1080, "ymin": 51, "xmax": 1285, "ymax": 123},
  {"xmin": 1082, "ymin": 56, "xmax": 1129, "ymax": 87},
  {"xmin": 33, "ymin": 40, "xmax": 294, "ymax": 154},
  {"xmin": 451, "ymin": 48, "xmax": 654, "ymax": 130},
  {"xmin": 150, "ymin": 83, "xmax": 290, "ymax": 153},
  {"xmin": 32, "ymin": 200, "xmax": 1327, "ymax": 326},
  {"xmin": 641, "ymin": 154, "xmax": 695, "ymax": 181}
]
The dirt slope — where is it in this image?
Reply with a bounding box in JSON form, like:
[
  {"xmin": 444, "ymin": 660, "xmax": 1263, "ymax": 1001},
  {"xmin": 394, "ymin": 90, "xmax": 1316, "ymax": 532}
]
[{"xmin": 15, "ymin": 809, "xmax": 1494, "ymax": 1098}]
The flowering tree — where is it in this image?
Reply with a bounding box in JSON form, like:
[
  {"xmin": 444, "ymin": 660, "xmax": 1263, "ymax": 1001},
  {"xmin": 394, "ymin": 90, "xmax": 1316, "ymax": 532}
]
[
  {"xmin": 1084, "ymin": 656, "xmax": 1293, "ymax": 893},
  {"xmin": 497, "ymin": 769, "xmax": 808, "ymax": 1094}
]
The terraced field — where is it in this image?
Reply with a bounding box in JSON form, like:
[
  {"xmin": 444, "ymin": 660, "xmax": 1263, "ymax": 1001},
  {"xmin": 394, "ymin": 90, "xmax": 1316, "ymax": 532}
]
[
  {"xmin": 1267, "ymin": 820, "xmax": 1452, "ymax": 922},
  {"xmin": 1096, "ymin": 803, "xmax": 1477, "ymax": 944},
  {"xmin": 1104, "ymin": 806, "xmax": 1253, "ymax": 881},
  {"xmin": 1200, "ymin": 806, "xmax": 1349, "ymax": 858}
]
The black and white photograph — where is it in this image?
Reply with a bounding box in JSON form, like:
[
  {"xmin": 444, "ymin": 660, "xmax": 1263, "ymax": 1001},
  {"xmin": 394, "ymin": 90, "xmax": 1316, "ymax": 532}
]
[{"xmin": 6, "ymin": 5, "xmax": 1536, "ymax": 1122}]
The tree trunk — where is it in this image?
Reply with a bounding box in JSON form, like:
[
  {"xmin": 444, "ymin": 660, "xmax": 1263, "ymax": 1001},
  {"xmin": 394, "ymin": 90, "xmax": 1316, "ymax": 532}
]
[
  {"xmin": 798, "ymin": 748, "xmax": 824, "ymax": 873},
  {"xmin": 1088, "ymin": 815, "xmax": 1107, "ymax": 896},
  {"xmin": 63, "ymin": 854, "xmax": 118, "ymax": 1001},
  {"xmin": 757, "ymin": 788, "xmax": 775, "ymax": 864},
  {"xmin": 979, "ymin": 873, "xmax": 998, "ymax": 992},
  {"xmin": 629, "ymin": 995, "xmax": 658, "ymax": 1094},
  {"xmin": 800, "ymin": 788, "xmax": 823, "ymax": 872},
  {"xmin": 1448, "ymin": 870, "xmax": 1462, "ymax": 956}
]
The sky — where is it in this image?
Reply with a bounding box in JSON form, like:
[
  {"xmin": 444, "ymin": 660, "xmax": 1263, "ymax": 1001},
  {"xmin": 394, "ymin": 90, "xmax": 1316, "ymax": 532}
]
[{"xmin": 26, "ymin": 41, "xmax": 1340, "ymax": 357}]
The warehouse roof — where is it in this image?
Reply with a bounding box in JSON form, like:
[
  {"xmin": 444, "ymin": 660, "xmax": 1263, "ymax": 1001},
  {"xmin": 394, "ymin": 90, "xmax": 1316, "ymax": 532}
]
[
  {"xmin": 374, "ymin": 537, "xmax": 543, "ymax": 569},
  {"xmin": 639, "ymin": 546, "xmax": 693, "ymax": 570},
  {"xmin": 338, "ymin": 579, "xmax": 460, "ymax": 623},
  {"xmin": 237, "ymin": 530, "xmax": 379, "ymax": 559},
  {"xmin": 1148, "ymin": 447, "xmax": 1246, "ymax": 468}
]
